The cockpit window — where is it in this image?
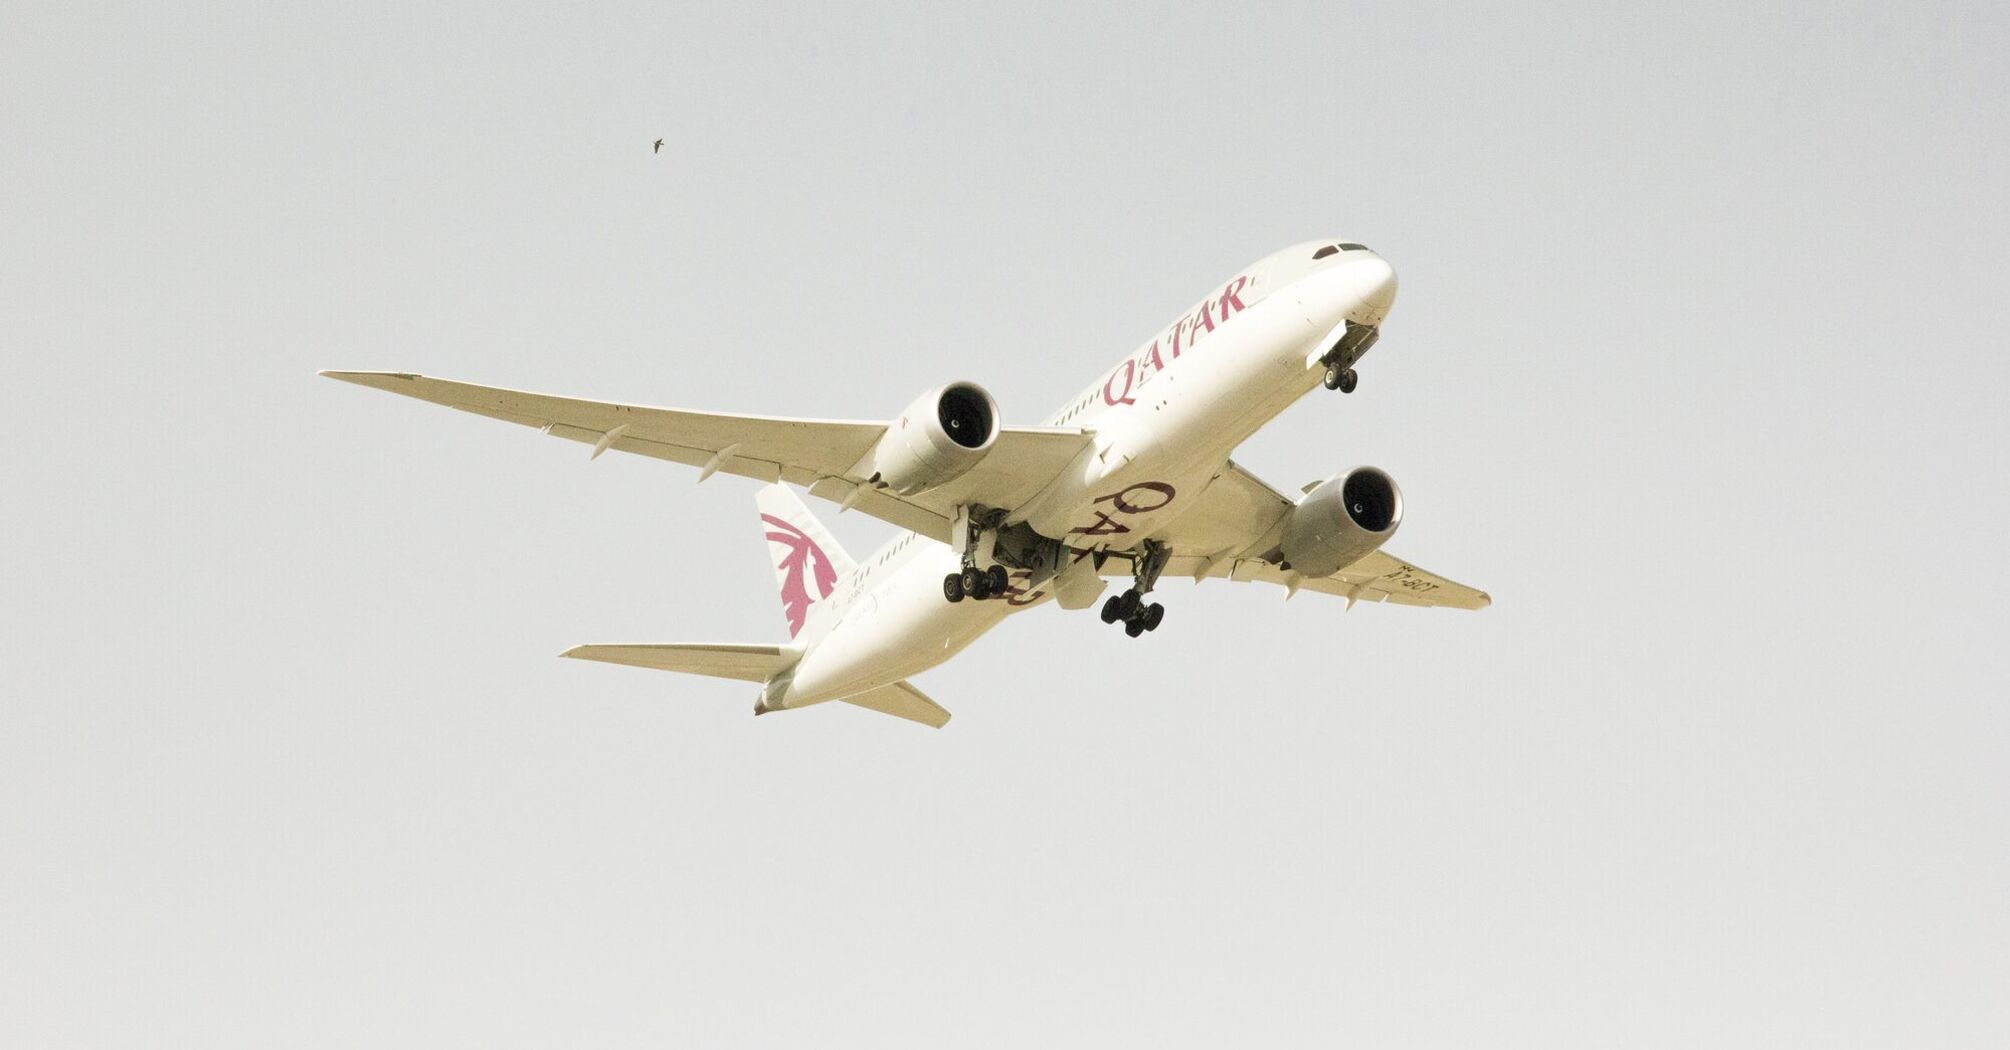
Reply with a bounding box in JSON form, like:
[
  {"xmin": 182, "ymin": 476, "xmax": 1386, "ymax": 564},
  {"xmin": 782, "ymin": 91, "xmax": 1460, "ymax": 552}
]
[
  {"xmin": 1312, "ymin": 245, "xmax": 1339, "ymax": 260},
  {"xmin": 1337, "ymin": 243, "xmax": 1368, "ymax": 252}
]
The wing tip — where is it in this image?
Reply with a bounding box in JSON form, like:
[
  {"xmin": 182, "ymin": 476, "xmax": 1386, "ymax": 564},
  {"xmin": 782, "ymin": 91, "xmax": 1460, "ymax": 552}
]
[
  {"xmin": 908, "ymin": 706, "xmax": 953, "ymax": 729},
  {"xmin": 319, "ymin": 370, "xmax": 423, "ymax": 385}
]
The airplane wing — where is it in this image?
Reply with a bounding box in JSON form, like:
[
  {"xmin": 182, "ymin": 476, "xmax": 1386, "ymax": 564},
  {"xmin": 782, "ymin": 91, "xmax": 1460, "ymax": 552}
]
[
  {"xmin": 1105, "ymin": 461, "xmax": 1491, "ymax": 610},
  {"xmin": 321, "ymin": 372, "xmax": 1091, "ymax": 543}
]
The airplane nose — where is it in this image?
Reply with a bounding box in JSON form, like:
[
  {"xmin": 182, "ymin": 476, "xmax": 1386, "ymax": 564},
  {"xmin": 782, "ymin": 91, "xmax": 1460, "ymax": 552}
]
[
  {"xmin": 1348, "ymin": 255, "xmax": 1398, "ymax": 325},
  {"xmin": 1298, "ymin": 254, "xmax": 1399, "ymax": 330}
]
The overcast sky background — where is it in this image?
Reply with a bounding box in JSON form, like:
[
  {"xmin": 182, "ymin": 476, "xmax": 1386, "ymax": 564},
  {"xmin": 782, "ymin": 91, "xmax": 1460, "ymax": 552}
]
[{"xmin": 5, "ymin": 2, "xmax": 2007, "ymax": 1046}]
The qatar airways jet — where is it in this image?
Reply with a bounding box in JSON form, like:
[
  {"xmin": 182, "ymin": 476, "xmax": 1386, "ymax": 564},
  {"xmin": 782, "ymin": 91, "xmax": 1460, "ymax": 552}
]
[{"xmin": 324, "ymin": 240, "xmax": 1488, "ymax": 727}]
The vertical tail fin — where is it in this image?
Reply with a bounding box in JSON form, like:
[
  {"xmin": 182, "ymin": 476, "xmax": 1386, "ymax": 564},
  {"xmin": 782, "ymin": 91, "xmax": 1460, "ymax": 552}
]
[{"xmin": 756, "ymin": 484, "xmax": 856, "ymax": 638}]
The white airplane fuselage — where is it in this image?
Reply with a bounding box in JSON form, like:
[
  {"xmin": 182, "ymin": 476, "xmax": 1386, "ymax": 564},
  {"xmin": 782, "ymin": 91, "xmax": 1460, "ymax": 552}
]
[{"xmin": 771, "ymin": 242, "xmax": 1399, "ymax": 710}]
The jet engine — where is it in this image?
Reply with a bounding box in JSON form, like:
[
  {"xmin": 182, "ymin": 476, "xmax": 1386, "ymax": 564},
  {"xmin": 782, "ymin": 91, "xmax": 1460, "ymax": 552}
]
[
  {"xmin": 866, "ymin": 382, "xmax": 1000, "ymax": 495},
  {"xmin": 1279, "ymin": 467, "xmax": 1403, "ymax": 577}
]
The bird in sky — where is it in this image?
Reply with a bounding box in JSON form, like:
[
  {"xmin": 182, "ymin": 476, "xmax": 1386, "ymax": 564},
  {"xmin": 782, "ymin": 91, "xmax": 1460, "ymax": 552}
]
[{"xmin": 653, "ymin": 138, "xmax": 665, "ymax": 154}]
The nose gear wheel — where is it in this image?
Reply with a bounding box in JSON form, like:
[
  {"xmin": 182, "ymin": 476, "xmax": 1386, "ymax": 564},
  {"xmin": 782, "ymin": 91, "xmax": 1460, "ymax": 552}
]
[{"xmin": 1319, "ymin": 322, "xmax": 1377, "ymax": 394}]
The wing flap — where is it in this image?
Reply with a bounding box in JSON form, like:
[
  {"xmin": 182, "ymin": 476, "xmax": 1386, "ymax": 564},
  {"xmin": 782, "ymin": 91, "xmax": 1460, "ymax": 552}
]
[
  {"xmin": 1309, "ymin": 550, "xmax": 1492, "ymax": 610},
  {"xmin": 1205, "ymin": 552, "xmax": 1491, "ymax": 609},
  {"xmin": 543, "ymin": 423, "xmax": 788, "ymax": 483},
  {"xmin": 806, "ymin": 475, "xmax": 952, "ymax": 540}
]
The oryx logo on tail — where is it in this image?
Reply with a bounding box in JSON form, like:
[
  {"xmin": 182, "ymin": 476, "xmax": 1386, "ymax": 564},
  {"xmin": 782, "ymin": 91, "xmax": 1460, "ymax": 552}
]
[
  {"xmin": 763, "ymin": 514, "xmax": 835, "ymax": 635},
  {"xmin": 755, "ymin": 484, "xmax": 858, "ymax": 638}
]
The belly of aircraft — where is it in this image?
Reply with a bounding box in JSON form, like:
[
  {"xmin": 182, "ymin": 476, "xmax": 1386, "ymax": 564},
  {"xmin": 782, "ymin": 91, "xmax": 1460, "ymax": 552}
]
[
  {"xmin": 782, "ymin": 547, "xmax": 1012, "ymax": 706},
  {"xmin": 1030, "ymin": 311, "xmax": 1326, "ymax": 552}
]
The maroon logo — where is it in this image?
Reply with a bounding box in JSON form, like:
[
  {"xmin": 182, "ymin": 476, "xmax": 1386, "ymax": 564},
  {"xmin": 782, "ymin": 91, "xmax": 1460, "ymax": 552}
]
[
  {"xmin": 762, "ymin": 514, "xmax": 837, "ymax": 637},
  {"xmin": 1068, "ymin": 481, "xmax": 1178, "ymax": 539},
  {"xmin": 1102, "ymin": 275, "xmax": 1250, "ymax": 406}
]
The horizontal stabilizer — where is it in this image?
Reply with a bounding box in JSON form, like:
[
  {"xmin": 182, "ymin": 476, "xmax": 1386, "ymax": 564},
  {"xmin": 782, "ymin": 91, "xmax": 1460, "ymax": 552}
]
[
  {"xmin": 560, "ymin": 645, "xmax": 950, "ymax": 728},
  {"xmin": 841, "ymin": 680, "xmax": 952, "ymax": 728},
  {"xmin": 561, "ymin": 643, "xmax": 790, "ymax": 682}
]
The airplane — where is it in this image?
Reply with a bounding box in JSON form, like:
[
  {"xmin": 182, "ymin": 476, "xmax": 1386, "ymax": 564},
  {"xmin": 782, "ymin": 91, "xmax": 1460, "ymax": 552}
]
[{"xmin": 323, "ymin": 239, "xmax": 1489, "ymax": 728}]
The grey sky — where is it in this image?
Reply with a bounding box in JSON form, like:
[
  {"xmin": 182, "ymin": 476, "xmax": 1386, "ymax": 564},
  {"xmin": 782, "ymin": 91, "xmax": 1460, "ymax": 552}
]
[{"xmin": 4, "ymin": 1, "xmax": 2007, "ymax": 1046}]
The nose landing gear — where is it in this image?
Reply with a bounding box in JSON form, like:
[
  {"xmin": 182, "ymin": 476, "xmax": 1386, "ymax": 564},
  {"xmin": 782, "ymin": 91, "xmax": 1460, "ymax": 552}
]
[
  {"xmin": 1319, "ymin": 321, "xmax": 1378, "ymax": 394},
  {"xmin": 1322, "ymin": 364, "xmax": 1359, "ymax": 393}
]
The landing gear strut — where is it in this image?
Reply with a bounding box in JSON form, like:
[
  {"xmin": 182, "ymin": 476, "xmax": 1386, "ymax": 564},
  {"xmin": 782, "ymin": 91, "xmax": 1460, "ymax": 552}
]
[
  {"xmin": 1100, "ymin": 539, "xmax": 1169, "ymax": 637},
  {"xmin": 1319, "ymin": 321, "xmax": 1378, "ymax": 394},
  {"xmin": 943, "ymin": 505, "xmax": 1019, "ymax": 603}
]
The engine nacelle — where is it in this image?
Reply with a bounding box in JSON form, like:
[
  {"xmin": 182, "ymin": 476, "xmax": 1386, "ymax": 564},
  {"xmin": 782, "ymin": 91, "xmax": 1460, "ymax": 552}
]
[
  {"xmin": 1279, "ymin": 467, "xmax": 1403, "ymax": 577},
  {"xmin": 867, "ymin": 382, "xmax": 1000, "ymax": 496}
]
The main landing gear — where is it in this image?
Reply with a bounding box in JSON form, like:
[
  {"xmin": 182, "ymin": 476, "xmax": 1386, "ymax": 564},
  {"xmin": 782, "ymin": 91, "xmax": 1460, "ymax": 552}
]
[
  {"xmin": 941, "ymin": 504, "xmax": 1068, "ymax": 605},
  {"xmin": 944, "ymin": 504, "xmax": 1014, "ymax": 603},
  {"xmin": 1099, "ymin": 539, "xmax": 1169, "ymax": 638},
  {"xmin": 943, "ymin": 564, "xmax": 1009, "ymax": 603},
  {"xmin": 1100, "ymin": 589, "xmax": 1165, "ymax": 637},
  {"xmin": 1320, "ymin": 321, "xmax": 1379, "ymax": 394}
]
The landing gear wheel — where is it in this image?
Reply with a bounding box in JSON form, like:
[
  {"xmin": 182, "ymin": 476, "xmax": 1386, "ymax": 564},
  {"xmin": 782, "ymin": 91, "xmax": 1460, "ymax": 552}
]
[
  {"xmin": 1124, "ymin": 619, "xmax": 1147, "ymax": 638},
  {"xmin": 1100, "ymin": 595, "xmax": 1125, "ymax": 624},
  {"xmin": 1142, "ymin": 603, "xmax": 1164, "ymax": 631},
  {"xmin": 986, "ymin": 565, "xmax": 1009, "ymax": 595},
  {"xmin": 943, "ymin": 573, "xmax": 965, "ymax": 603},
  {"xmin": 1324, "ymin": 364, "xmax": 1360, "ymax": 392},
  {"xmin": 960, "ymin": 566, "xmax": 986, "ymax": 600},
  {"xmin": 1116, "ymin": 588, "xmax": 1142, "ymax": 619}
]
